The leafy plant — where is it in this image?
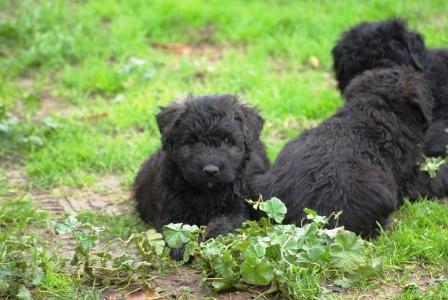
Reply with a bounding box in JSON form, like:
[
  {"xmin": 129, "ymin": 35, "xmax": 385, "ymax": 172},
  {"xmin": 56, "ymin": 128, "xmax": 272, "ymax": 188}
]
[
  {"xmin": 0, "ymin": 103, "xmax": 59, "ymax": 154},
  {"xmin": 420, "ymin": 156, "xmax": 446, "ymax": 178},
  {"xmin": 53, "ymin": 198, "xmax": 381, "ymax": 298},
  {"xmin": 162, "ymin": 197, "xmax": 382, "ymax": 299},
  {"xmin": 54, "ymin": 215, "xmax": 173, "ymax": 290},
  {"xmin": 0, "ymin": 198, "xmax": 77, "ymax": 299},
  {"xmin": 0, "ymin": 235, "xmax": 67, "ymax": 299}
]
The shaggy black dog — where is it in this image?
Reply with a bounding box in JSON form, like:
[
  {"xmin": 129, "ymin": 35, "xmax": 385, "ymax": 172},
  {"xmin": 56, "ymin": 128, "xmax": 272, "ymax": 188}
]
[
  {"xmin": 255, "ymin": 67, "xmax": 448, "ymax": 237},
  {"xmin": 332, "ymin": 19, "xmax": 448, "ymax": 157},
  {"xmin": 133, "ymin": 94, "xmax": 269, "ymax": 258}
]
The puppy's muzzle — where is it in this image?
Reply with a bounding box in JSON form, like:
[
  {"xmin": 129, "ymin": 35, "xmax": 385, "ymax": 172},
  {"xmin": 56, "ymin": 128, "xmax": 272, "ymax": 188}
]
[{"xmin": 202, "ymin": 164, "xmax": 220, "ymax": 176}]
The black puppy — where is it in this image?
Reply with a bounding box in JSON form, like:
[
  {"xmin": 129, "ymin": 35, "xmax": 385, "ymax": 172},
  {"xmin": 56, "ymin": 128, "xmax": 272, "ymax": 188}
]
[
  {"xmin": 133, "ymin": 94, "xmax": 269, "ymax": 258},
  {"xmin": 256, "ymin": 67, "xmax": 448, "ymax": 237},
  {"xmin": 332, "ymin": 19, "xmax": 448, "ymax": 157}
]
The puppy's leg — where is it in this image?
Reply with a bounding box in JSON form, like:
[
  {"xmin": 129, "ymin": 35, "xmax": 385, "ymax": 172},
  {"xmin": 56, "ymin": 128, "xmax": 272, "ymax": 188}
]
[
  {"xmin": 205, "ymin": 212, "xmax": 250, "ymax": 240},
  {"xmin": 406, "ymin": 164, "xmax": 448, "ymax": 200},
  {"xmin": 168, "ymin": 211, "xmax": 249, "ymax": 260},
  {"xmin": 157, "ymin": 204, "xmax": 200, "ymax": 261},
  {"xmin": 170, "ymin": 245, "xmax": 187, "ymax": 261},
  {"xmin": 339, "ymin": 167, "xmax": 399, "ymax": 238},
  {"xmin": 423, "ymin": 119, "xmax": 448, "ymax": 157}
]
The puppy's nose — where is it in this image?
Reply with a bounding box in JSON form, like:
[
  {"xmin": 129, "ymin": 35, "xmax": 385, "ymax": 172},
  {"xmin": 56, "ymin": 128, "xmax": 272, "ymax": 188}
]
[{"xmin": 202, "ymin": 164, "xmax": 219, "ymax": 176}]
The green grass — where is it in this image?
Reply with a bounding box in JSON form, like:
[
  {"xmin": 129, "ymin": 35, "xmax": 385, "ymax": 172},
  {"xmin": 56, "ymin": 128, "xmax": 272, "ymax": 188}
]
[
  {"xmin": 2, "ymin": 0, "xmax": 447, "ymax": 186},
  {"xmin": 0, "ymin": 197, "xmax": 99, "ymax": 299},
  {"xmin": 376, "ymin": 201, "xmax": 448, "ymax": 266},
  {"xmin": 1, "ymin": 0, "xmax": 448, "ymax": 298}
]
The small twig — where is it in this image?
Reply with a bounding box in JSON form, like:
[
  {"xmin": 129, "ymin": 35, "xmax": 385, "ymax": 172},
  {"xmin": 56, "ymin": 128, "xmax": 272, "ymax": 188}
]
[
  {"xmin": 36, "ymin": 289, "xmax": 61, "ymax": 298},
  {"xmin": 248, "ymin": 288, "xmax": 272, "ymax": 299},
  {"xmin": 124, "ymin": 285, "xmax": 144, "ymax": 297},
  {"xmin": 93, "ymin": 237, "xmax": 127, "ymax": 254}
]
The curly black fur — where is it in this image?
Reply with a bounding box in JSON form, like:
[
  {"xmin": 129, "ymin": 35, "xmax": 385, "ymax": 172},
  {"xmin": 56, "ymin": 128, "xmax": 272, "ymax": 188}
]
[
  {"xmin": 332, "ymin": 19, "xmax": 448, "ymax": 156},
  {"xmin": 255, "ymin": 67, "xmax": 448, "ymax": 238},
  {"xmin": 332, "ymin": 19, "xmax": 429, "ymax": 92},
  {"xmin": 424, "ymin": 49, "xmax": 448, "ymax": 156},
  {"xmin": 133, "ymin": 94, "xmax": 269, "ymax": 258}
]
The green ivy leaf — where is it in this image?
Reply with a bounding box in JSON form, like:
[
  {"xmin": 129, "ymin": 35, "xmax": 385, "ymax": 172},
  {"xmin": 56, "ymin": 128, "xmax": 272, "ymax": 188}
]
[
  {"xmin": 333, "ymin": 231, "xmax": 363, "ymax": 253},
  {"xmin": 73, "ymin": 231, "xmax": 97, "ymax": 251},
  {"xmin": 30, "ymin": 267, "xmax": 44, "ymax": 285},
  {"xmin": 298, "ymin": 245, "xmax": 329, "ymax": 264},
  {"xmin": 54, "ymin": 215, "xmax": 81, "ymax": 234},
  {"xmin": 16, "ymin": 285, "xmax": 31, "ymax": 300},
  {"xmin": 24, "ymin": 135, "xmax": 43, "ymax": 147},
  {"xmin": 334, "ymin": 277, "xmax": 353, "ymax": 288},
  {"xmin": 0, "ymin": 121, "xmax": 12, "ymax": 133},
  {"xmin": 145, "ymin": 229, "xmax": 165, "ymax": 256},
  {"xmin": 54, "ymin": 223, "xmax": 71, "ymax": 235},
  {"xmin": 263, "ymin": 197, "xmax": 287, "ymax": 224},
  {"xmin": 201, "ymin": 239, "xmax": 225, "ymax": 258},
  {"xmin": 0, "ymin": 270, "xmax": 11, "ymax": 294},
  {"xmin": 212, "ymin": 250, "xmax": 234, "ymax": 275},
  {"xmin": 245, "ymin": 241, "xmax": 266, "ymax": 258},
  {"xmin": 211, "ymin": 280, "xmax": 228, "ymax": 291},
  {"xmin": 241, "ymin": 255, "xmax": 274, "ymax": 285},
  {"xmin": 420, "ymin": 156, "xmax": 445, "ymax": 178},
  {"xmin": 163, "ymin": 223, "xmax": 198, "ymax": 248},
  {"xmin": 304, "ymin": 208, "xmax": 328, "ymax": 224}
]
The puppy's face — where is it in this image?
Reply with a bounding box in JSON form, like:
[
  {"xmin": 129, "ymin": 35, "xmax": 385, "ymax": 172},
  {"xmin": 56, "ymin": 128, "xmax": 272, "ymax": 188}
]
[
  {"xmin": 171, "ymin": 117, "xmax": 245, "ymax": 189},
  {"xmin": 157, "ymin": 95, "xmax": 263, "ymax": 190},
  {"xmin": 332, "ymin": 19, "xmax": 429, "ymax": 93}
]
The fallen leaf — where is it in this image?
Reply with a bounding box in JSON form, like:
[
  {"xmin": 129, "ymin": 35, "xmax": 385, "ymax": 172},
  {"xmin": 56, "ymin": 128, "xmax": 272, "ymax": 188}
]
[
  {"xmin": 218, "ymin": 291, "xmax": 253, "ymax": 300},
  {"xmin": 151, "ymin": 43, "xmax": 194, "ymax": 55},
  {"xmin": 310, "ymin": 56, "xmax": 320, "ymax": 68},
  {"xmin": 81, "ymin": 112, "xmax": 108, "ymax": 122}
]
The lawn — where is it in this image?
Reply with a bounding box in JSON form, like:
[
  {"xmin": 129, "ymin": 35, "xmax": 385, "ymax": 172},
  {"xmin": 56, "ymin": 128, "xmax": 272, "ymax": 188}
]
[{"xmin": 1, "ymin": 0, "xmax": 448, "ymax": 299}]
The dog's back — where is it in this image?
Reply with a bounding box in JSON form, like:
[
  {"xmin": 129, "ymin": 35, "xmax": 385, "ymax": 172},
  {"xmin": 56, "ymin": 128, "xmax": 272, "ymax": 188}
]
[
  {"xmin": 256, "ymin": 67, "xmax": 435, "ymax": 237},
  {"xmin": 332, "ymin": 19, "xmax": 448, "ymax": 157},
  {"xmin": 258, "ymin": 112, "xmax": 399, "ymax": 237}
]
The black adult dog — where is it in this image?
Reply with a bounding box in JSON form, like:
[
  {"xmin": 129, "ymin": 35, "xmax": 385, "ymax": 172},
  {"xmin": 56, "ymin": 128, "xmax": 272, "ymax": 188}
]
[
  {"xmin": 133, "ymin": 94, "xmax": 269, "ymax": 258},
  {"xmin": 332, "ymin": 19, "xmax": 448, "ymax": 157},
  {"xmin": 255, "ymin": 67, "xmax": 448, "ymax": 237}
]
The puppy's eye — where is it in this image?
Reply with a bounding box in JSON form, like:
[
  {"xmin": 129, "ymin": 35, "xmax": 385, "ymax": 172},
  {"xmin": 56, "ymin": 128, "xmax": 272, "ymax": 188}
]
[{"xmin": 223, "ymin": 136, "xmax": 234, "ymax": 144}]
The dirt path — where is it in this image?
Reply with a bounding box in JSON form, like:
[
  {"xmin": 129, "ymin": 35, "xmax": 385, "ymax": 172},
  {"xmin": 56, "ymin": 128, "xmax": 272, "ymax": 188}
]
[
  {"xmin": 2, "ymin": 164, "xmax": 131, "ymax": 214},
  {"xmin": 1, "ymin": 166, "xmax": 267, "ymax": 299},
  {"xmin": 32, "ymin": 175, "xmax": 132, "ymax": 215}
]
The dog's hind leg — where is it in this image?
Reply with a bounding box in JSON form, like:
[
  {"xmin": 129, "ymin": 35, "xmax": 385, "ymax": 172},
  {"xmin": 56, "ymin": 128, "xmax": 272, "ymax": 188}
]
[
  {"xmin": 337, "ymin": 166, "xmax": 399, "ymax": 238},
  {"xmin": 423, "ymin": 119, "xmax": 448, "ymax": 157},
  {"xmin": 405, "ymin": 164, "xmax": 448, "ymax": 201}
]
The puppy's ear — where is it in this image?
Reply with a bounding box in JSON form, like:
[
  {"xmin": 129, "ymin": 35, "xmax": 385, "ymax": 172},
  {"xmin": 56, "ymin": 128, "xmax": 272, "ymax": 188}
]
[
  {"xmin": 156, "ymin": 102, "xmax": 186, "ymax": 148},
  {"xmin": 236, "ymin": 103, "xmax": 264, "ymax": 147},
  {"xmin": 404, "ymin": 32, "xmax": 427, "ymax": 71},
  {"xmin": 399, "ymin": 71, "xmax": 433, "ymax": 128},
  {"xmin": 408, "ymin": 91, "xmax": 433, "ymax": 129}
]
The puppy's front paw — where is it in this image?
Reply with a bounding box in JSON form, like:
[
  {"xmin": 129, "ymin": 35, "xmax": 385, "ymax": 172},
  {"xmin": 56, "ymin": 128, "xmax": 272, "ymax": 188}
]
[
  {"xmin": 205, "ymin": 218, "xmax": 234, "ymax": 240},
  {"xmin": 170, "ymin": 245, "xmax": 185, "ymax": 261},
  {"xmin": 204, "ymin": 227, "xmax": 226, "ymax": 240},
  {"xmin": 437, "ymin": 164, "xmax": 448, "ymax": 191}
]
